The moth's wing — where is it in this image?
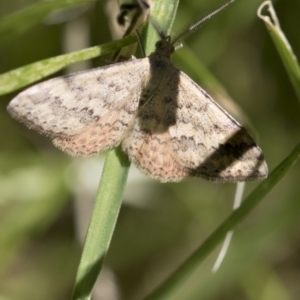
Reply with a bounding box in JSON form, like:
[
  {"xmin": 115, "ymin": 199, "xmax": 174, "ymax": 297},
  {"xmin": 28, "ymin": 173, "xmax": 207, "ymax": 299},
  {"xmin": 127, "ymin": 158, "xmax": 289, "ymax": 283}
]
[
  {"xmin": 123, "ymin": 128, "xmax": 187, "ymax": 182},
  {"xmin": 8, "ymin": 58, "xmax": 150, "ymax": 156},
  {"xmin": 121, "ymin": 60, "xmax": 188, "ymax": 182},
  {"xmin": 122, "ymin": 67, "xmax": 267, "ymax": 182},
  {"xmin": 169, "ymin": 71, "xmax": 268, "ymax": 182}
]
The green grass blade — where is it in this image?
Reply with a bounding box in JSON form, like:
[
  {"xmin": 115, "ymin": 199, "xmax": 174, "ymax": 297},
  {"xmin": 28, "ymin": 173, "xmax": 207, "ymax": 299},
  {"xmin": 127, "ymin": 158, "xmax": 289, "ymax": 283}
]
[
  {"xmin": 145, "ymin": 143, "xmax": 300, "ymax": 300},
  {"xmin": 71, "ymin": 1, "xmax": 179, "ymax": 299},
  {"xmin": 0, "ymin": 0, "xmax": 95, "ymax": 46},
  {"xmin": 71, "ymin": 148, "xmax": 130, "ymax": 300},
  {"xmin": 0, "ymin": 35, "xmax": 137, "ymax": 96},
  {"xmin": 258, "ymin": 1, "xmax": 300, "ymax": 103}
]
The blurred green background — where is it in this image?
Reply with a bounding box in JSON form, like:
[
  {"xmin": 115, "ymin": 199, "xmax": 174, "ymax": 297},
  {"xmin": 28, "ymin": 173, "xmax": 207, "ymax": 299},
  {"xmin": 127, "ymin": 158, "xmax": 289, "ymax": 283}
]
[{"xmin": 0, "ymin": 0, "xmax": 300, "ymax": 299}]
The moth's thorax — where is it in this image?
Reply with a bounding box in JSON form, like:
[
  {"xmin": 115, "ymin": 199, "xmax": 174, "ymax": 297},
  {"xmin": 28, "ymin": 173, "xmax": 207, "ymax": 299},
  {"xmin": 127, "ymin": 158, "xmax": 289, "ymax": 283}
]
[{"xmin": 151, "ymin": 38, "xmax": 175, "ymax": 58}]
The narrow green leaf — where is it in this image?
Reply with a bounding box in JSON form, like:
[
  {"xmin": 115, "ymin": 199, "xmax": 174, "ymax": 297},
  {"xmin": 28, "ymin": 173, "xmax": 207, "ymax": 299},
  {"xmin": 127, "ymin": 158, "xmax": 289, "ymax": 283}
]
[
  {"xmin": 71, "ymin": 1, "xmax": 179, "ymax": 299},
  {"xmin": 258, "ymin": 1, "xmax": 300, "ymax": 103},
  {"xmin": 0, "ymin": 35, "xmax": 137, "ymax": 96},
  {"xmin": 71, "ymin": 148, "xmax": 131, "ymax": 300},
  {"xmin": 145, "ymin": 143, "xmax": 300, "ymax": 300}
]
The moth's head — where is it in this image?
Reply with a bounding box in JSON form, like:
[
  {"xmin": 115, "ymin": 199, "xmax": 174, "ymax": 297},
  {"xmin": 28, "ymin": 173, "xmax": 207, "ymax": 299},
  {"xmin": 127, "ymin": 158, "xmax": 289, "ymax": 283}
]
[{"xmin": 153, "ymin": 36, "xmax": 175, "ymax": 57}]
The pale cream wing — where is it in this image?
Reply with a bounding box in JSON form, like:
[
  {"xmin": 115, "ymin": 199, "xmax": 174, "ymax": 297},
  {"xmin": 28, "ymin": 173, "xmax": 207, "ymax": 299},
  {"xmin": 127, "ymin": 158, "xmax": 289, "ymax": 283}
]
[
  {"xmin": 122, "ymin": 61, "xmax": 189, "ymax": 182},
  {"xmin": 123, "ymin": 128, "xmax": 187, "ymax": 182},
  {"xmin": 8, "ymin": 58, "xmax": 150, "ymax": 156},
  {"xmin": 169, "ymin": 71, "xmax": 268, "ymax": 182}
]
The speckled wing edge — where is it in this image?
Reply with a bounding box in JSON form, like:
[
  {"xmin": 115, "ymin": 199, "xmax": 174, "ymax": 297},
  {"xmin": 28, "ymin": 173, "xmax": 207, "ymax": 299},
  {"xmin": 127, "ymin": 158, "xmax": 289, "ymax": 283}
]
[
  {"xmin": 170, "ymin": 71, "xmax": 268, "ymax": 182},
  {"xmin": 7, "ymin": 58, "xmax": 151, "ymax": 156}
]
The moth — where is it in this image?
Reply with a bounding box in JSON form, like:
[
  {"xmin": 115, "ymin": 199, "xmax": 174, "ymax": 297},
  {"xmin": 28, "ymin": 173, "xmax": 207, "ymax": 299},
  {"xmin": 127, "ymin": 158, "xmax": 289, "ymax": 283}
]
[{"xmin": 7, "ymin": 1, "xmax": 268, "ymax": 183}]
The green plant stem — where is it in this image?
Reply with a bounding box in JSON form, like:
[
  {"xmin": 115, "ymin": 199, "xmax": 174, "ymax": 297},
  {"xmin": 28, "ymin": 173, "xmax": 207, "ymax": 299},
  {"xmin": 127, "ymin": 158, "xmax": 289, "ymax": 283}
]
[
  {"xmin": 0, "ymin": 35, "xmax": 137, "ymax": 96},
  {"xmin": 258, "ymin": 1, "xmax": 300, "ymax": 103},
  {"xmin": 145, "ymin": 143, "xmax": 300, "ymax": 300},
  {"xmin": 71, "ymin": 1, "xmax": 179, "ymax": 299},
  {"xmin": 71, "ymin": 147, "xmax": 130, "ymax": 300}
]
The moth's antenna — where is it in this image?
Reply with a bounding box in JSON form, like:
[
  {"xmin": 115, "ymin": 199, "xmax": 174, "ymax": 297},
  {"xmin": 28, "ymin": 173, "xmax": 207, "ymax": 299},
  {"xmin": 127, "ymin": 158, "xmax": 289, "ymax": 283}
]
[
  {"xmin": 135, "ymin": 29, "xmax": 146, "ymax": 57},
  {"xmin": 172, "ymin": 0, "xmax": 235, "ymax": 45}
]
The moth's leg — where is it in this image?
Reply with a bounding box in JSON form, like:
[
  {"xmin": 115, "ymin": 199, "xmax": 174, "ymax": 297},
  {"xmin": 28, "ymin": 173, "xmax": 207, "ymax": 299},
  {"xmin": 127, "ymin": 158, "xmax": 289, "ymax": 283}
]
[{"xmin": 134, "ymin": 29, "xmax": 146, "ymax": 57}]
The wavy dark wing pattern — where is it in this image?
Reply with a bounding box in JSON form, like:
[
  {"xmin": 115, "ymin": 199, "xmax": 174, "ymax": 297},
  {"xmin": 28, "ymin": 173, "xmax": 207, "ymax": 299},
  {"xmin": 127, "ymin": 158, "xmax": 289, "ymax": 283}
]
[
  {"xmin": 122, "ymin": 57, "xmax": 188, "ymax": 182},
  {"xmin": 8, "ymin": 58, "xmax": 150, "ymax": 156},
  {"xmin": 123, "ymin": 61, "xmax": 267, "ymax": 182},
  {"xmin": 8, "ymin": 51, "xmax": 267, "ymax": 182},
  {"xmin": 169, "ymin": 71, "xmax": 268, "ymax": 182}
]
